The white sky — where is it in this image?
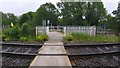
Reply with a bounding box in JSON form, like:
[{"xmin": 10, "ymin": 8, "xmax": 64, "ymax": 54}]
[{"xmin": 0, "ymin": 0, "xmax": 119, "ymax": 16}]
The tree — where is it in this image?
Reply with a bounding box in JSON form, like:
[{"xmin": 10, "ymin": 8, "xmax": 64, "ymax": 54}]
[
  {"xmin": 57, "ymin": 1, "xmax": 107, "ymax": 26},
  {"xmin": 18, "ymin": 13, "xmax": 29, "ymax": 25},
  {"xmin": 111, "ymin": 2, "xmax": 120, "ymax": 35},
  {"xmin": 2, "ymin": 12, "xmax": 11, "ymax": 25},
  {"xmin": 85, "ymin": 2, "xmax": 107, "ymax": 26},
  {"xmin": 2, "ymin": 12, "xmax": 18, "ymax": 26},
  {"xmin": 20, "ymin": 23, "xmax": 31, "ymax": 37},
  {"xmin": 57, "ymin": 2, "xmax": 87, "ymax": 26},
  {"xmin": 32, "ymin": 3, "xmax": 59, "ymax": 26},
  {"xmin": 7, "ymin": 13, "xmax": 18, "ymax": 24},
  {"xmin": 18, "ymin": 11, "xmax": 34, "ymax": 26},
  {"xmin": 9, "ymin": 25, "xmax": 20, "ymax": 40}
]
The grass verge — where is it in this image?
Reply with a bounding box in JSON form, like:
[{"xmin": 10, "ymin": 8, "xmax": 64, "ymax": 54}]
[{"xmin": 64, "ymin": 32, "xmax": 119, "ymax": 44}]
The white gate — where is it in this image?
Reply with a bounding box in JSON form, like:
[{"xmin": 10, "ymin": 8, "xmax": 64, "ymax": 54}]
[
  {"xmin": 65, "ymin": 26, "xmax": 96, "ymax": 36},
  {"xmin": 36, "ymin": 26, "xmax": 48, "ymax": 36},
  {"xmin": 36, "ymin": 26, "xmax": 96, "ymax": 36},
  {"xmin": 49, "ymin": 26, "xmax": 64, "ymax": 32}
]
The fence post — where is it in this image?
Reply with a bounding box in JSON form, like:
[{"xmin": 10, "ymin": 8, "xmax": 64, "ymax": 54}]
[
  {"xmin": 64, "ymin": 27, "xmax": 66, "ymax": 37},
  {"xmin": 46, "ymin": 26, "xmax": 49, "ymax": 35},
  {"xmin": 90, "ymin": 26, "xmax": 92, "ymax": 36},
  {"xmin": 36, "ymin": 26, "xmax": 37, "ymax": 36},
  {"xmin": 93, "ymin": 26, "xmax": 96, "ymax": 36}
]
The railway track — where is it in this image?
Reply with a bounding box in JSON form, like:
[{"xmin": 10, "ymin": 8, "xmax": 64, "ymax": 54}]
[
  {"xmin": 65, "ymin": 43, "xmax": 120, "ymax": 67},
  {"xmin": 1, "ymin": 43, "xmax": 43, "ymax": 67},
  {"xmin": 65, "ymin": 43, "xmax": 120, "ymax": 55},
  {"xmin": 2, "ymin": 53, "xmax": 35, "ymax": 67},
  {"xmin": 1, "ymin": 43, "xmax": 120, "ymax": 67},
  {"xmin": 1, "ymin": 43, "xmax": 42, "ymax": 55},
  {"xmin": 69, "ymin": 52, "xmax": 120, "ymax": 67}
]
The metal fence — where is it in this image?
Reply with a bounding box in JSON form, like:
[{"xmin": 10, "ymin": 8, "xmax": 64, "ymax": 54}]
[
  {"xmin": 36, "ymin": 26, "xmax": 113, "ymax": 36},
  {"xmin": 49, "ymin": 26, "xmax": 64, "ymax": 32},
  {"xmin": 96, "ymin": 29, "xmax": 113, "ymax": 35},
  {"xmin": 36, "ymin": 26, "xmax": 47, "ymax": 36},
  {"xmin": 64, "ymin": 26, "xmax": 96, "ymax": 36}
]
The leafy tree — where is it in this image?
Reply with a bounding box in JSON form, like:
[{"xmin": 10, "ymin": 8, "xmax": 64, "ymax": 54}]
[
  {"xmin": 32, "ymin": 3, "xmax": 59, "ymax": 26},
  {"xmin": 57, "ymin": 2, "xmax": 86, "ymax": 26},
  {"xmin": 20, "ymin": 22, "xmax": 35, "ymax": 37},
  {"xmin": 18, "ymin": 13, "xmax": 29, "ymax": 25},
  {"xmin": 20, "ymin": 23, "xmax": 30, "ymax": 36},
  {"xmin": 7, "ymin": 13, "xmax": 18, "ymax": 24},
  {"xmin": 18, "ymin": 11, "xmax": 34, "ymax": 25},
  {"xmin": 2, "ymin": 13, "xmax": 11, "ymax": 25},
  {"xmin": 57, "ymin": 18, "xmax": 63, "ymax": 25},
  {"xmin": 2, "ymin": 13, "xmax": 17, "ymax": 26},
  {"xmin": 111, "ymin": 2, "xmax": 120, "ymax": 35},
  {"xmin": 57, "ymin": 1, "xmax": 107, "ymax": 26},
  {"xmin": 9, "ymin": 26, "xmax": 20, "ymax": 40},
  {"xmin": 86, "ymin": 2, "xmax": 107, "ymax": 26},
  {"xmin": 103, "ymin": 14, "xmax": 113, "ymax": 29}
]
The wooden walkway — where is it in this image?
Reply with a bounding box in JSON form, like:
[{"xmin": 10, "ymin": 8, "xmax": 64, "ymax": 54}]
[{"xmin": 29, "ymin": 32, "xmax": 72, "ymax": 67}]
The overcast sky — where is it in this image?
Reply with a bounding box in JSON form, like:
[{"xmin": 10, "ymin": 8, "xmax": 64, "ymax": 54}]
[{"xmin": 0, "ymin": 0, "xmax": 119, "ymax": 16}]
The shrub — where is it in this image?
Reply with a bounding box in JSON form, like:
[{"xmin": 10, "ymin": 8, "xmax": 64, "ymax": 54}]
[
  {"xmin": 1, "ymin": 35, "xmax": 6, "ymax": 41},
  {"xmin": 2, "ymin": 28, "xmax": 10, "ymax": 36},
  {"xmin": 20, "ymin": 23, "xmax": 34, "ymax": 37},
  {"xmin": 19, "ymin": 37, "xmax": 28, "ymax": 42},
  {"xmin": 36, "ymin": 34, "xmax": 48, "ymax": 42},
  {"xmin": 35, "ymin": 35, "xmax": 44, "ymax": 42},
  {"xmin": 65, "ymin": 34, "xmax": 73, "ymax": 41},
  {"xmin": 27, "ymin": 36, "xmax": 35, "ymax": 43},
  {"xmin": 41, "ymin": 34, "xmax": 48, "ymax": 41},
  {"xmin": 27, "ymin": 38, "xmax": 35, "ymax": 43},
  {"xmin": 4, "ymin": 38, "xmax": 10, "ymax": 42},
  {"xmin": 9, "ymin": 26, "xmax": 20, "ymax": 40}
]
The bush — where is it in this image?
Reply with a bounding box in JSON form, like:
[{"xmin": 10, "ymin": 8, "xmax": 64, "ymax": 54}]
[
  {"xmin": 19, "ymin": 37, "xmax": 28, "ymax": 42},
  {"xmin": 1, "ymin": 35, "xmax": 6, "ymax": 41},
  {"xmin": 36, "ymin": 34, "xmax": 48, "ymax": 42},
  {"xmin": 9, "ymin": 26, "xmax": 20, "ymax": 40},
  {"xmin": 20, "ymin": 23, "xmax": 34, "ymax": 37},
  {"xmin": 41, "ymin": 34, "xmax": 48, "ymax": 41},
  {"xmin": 65, "ymin": 34, "xmax": 73, "ymax": 41},
  {"xmin": 2, "ymin": 28, "xmax": 10, "ymax": 36},
  {"xmin": 36, "ymin": 35, "xmax": 44, "ymax": 42},
  {"xmin": 4, "ymin": 38, "xmax": 10, "ymax": 42},
  {"xmin": 27, "ymin": 36, "xmax": 35, "ymax": 43}
]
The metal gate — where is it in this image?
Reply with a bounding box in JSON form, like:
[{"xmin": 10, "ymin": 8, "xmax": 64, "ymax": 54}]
[{"xmin": 49, "ymin": 26, "xmax": 64, "ymax": 32}]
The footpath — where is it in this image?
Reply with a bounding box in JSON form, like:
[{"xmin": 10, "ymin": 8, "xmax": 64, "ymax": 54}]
[{"xmin": 29, "ymin": 32, "xmax": 72, "ymax": 68}]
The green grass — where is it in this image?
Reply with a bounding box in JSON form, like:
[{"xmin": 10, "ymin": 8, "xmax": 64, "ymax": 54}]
[{"xmin": 64, "ymin": 32, "xmax": 119, "ymax": 43}]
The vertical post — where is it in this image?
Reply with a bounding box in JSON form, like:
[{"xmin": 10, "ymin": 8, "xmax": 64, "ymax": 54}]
[
  {"xmin": 64, "ymin": 27, "xmax": 66, "ymax": 37},
  {"xmin": 47, "ymin": 20, "xmax": 50, "ymax": 26},
  {"xmin": 93, "ymin": 25, "xmax": 96, "ymax": 36},
  {"xmin": 51, "ymin": 23, "xmax": 52, "ymax": 31},
  {"xmin": 88, "ymin": 26, "xmax": 90, "ymax": 35},
  {"xmin": 46, "ymin": 26, "xmax": 49, "ymax": 35},
  {"xmin": 90, "ymin": 26, "xmax": 92, "ymax": 36},
  {"xmin": 36, "ymin": 26, "xmax": 37, "ymax": 36},
  {"xmin": 90, "ymin": 26, "xmax": 96, "ymax": 36}
]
